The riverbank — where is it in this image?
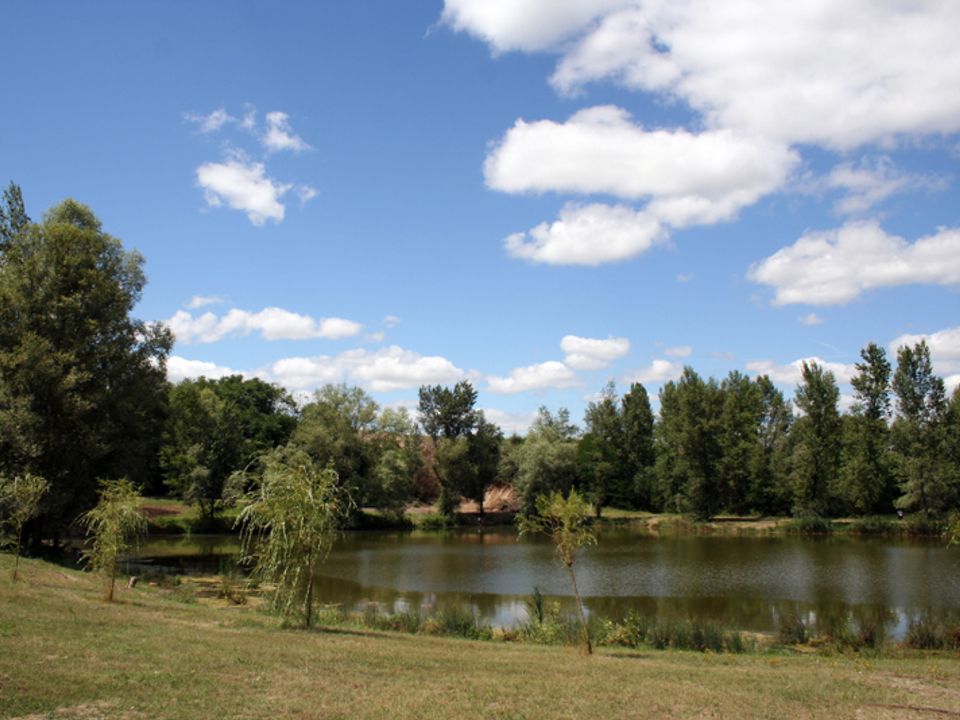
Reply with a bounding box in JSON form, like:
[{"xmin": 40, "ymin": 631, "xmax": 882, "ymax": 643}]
[
  {"xmin": 3, "ymin": 554, "xmax": 960, "ymax": 720},
  {"xmin": 143, "ymin": 497, "xmax": 948, "ymax": 539}
]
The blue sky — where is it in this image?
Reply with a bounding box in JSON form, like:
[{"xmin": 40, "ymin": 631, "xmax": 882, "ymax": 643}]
[{"xmin": 3, "ymin": 1, "xmax": 959, "ymax": 433}]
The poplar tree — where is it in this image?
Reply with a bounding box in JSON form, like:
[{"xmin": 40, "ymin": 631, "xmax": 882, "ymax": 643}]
[{"xmin": 791, "ymin": 362, "xmax": 841, "ymax": 516}]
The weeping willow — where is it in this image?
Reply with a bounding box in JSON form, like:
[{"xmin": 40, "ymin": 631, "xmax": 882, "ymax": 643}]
[
  {"xmin": 0, "ymin": 473, "xmax": 49, "ymax": 581},
  {"xmin": 237, "ymin": 448, "xmax": 350, "ymax": 628},
  {"xmin": 80, "ymin": 478, "xmax": 146, "ymax": 601}
]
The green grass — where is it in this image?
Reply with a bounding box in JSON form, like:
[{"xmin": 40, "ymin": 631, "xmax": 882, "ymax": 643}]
[{"xmin": 3, "ymin": 554, "xmax": 960, "ymax": 719}]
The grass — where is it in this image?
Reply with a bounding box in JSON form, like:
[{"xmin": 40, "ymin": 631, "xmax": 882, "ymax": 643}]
[{"xmin": 3, "ymin": 554, "xmax": 960, "ymax": 719}]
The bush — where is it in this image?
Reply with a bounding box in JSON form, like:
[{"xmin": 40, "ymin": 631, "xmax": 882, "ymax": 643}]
[
  {"xmin": 417, "ymin": 513, "xmax": 458, "ymax": 530},
  {"xmin": 849, "ymin": 516, "xmax": 896, "ymax": 536},
  {"xmin": 779, "ymin": 612, "xmax": 809, "ymax": 645},
  {"xmin": 785, "ymin": 515, "xmax": 833, "ymax": 535},
  {"xmin": 903, "ymin": 515, "xmax": 947, "ymax": 537},
  {"xmin": 905, "ymin": 616, "xmax": 943, "ymax": 649}
]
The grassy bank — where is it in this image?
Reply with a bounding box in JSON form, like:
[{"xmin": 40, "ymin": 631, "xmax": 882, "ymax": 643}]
[{"xmin": 3, "ymin": 555, "xmax": 960, "ymax": 719}]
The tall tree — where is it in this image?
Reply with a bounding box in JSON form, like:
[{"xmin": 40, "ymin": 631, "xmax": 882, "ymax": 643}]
[
  {"xmin": 749, "ymin": 376, "xmax": 793, "ymax": 515},
  {"xmin": 438, "ymin": 414, "xmax": 502, "ymax": 518},
  {"xmin": 0, "ymin": 181, "xmax": 30, "ymax": 254},
  {"xmin": 0, "ymin": 195, "xmax": 172, "ymax": 538},
  {"xmin": 579, "ymin": 382, "xmax": 627, "ymax": 517},
  {"xmin": 791, "ymin": 362, "xmax": 842, "ymax": 516},
  {"xmin": 891, "ymin": 341, "xmax": 950, "ymax": 515},
  {"xmin": 840, "ymin": 343, "xmax": 893, "ymax": 513},
  {"xmin": 717, "ymin": 371, "xmax": 762, "ymax": 514},
  {"xmin": 418, "ymin": 381, "xmax": 480, "ymax": 515},
  {"xmin": 621, "ymin": 383, "xmax": 656, "ymax": 510}
]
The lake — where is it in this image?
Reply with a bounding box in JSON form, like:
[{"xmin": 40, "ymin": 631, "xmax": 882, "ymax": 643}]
[{"xmin": 132, "ymin": 527, "xmax": 960, "ymax": 638}]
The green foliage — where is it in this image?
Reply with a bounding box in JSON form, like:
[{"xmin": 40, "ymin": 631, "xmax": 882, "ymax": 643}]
[
  {"xmin": 80, "ymin": 478, "xmax": 147, "ymax": 602},
  {"xmin": 236, "ymin": 447, "xmax": 350, "ymax": 628},
  {"xmin": 621, "ymin": 383, "xmax": 657, "ymax": 509},
  {"xmin": 790, "ymin": 362, "xmax": 841, "ymax": 516},
  {"xmin": 600, "ymin": 613, "xmax": 748, "ymax": 653},
  {"xmin": 519, "ymin": 488, "xmax": 597, "ymax": 653},
  {"xmin": 579, "ymin": 382, "xmax": 627, "ymax": 516},
  {"xmin": 0, "ymin": 473, "xmax": 49, "ymax": 580},
  {"xmin": 0, "ymin": 181, "xmax": 30, "ymax": 252},
  {"xmin": 0, "ymin": 192, "xmax": 171, "ymax": 537},
  {"xmin": 784, "ymin": 514, "xmax": 833, "ymax": 535},
  {"xmin": 163, "ymin": 376, "xmax": 297, "ymax": 520},
  {"xmin": 513, "ymin": 407, "xmax": 580, "ymax": 515}
]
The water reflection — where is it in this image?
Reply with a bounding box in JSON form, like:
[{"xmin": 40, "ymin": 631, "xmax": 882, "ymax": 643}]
[{"xmin": 134, "ymin": 528, "xmax": 960, "ymax": 638}]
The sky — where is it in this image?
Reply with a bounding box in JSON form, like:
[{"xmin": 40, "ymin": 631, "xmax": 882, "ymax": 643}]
[{"xmin": 3, "ymin": 1, "xmax": 959, "ymax": 433}]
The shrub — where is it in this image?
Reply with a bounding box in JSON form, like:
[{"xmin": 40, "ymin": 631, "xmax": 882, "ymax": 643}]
[
  {"xmin": 786, "ymin": 515, "xmax": 833, "ymax": 535},
  {"xmin": 779, "ymin": 612, "xmax": 809, "ymax": 645},
  {"xmin": 905, "ymin": 616, "xmax": 943, "ymax": 649},
  {"xmin": 849, "ymin": 516, "xmax": 896, "ymax": 536}
]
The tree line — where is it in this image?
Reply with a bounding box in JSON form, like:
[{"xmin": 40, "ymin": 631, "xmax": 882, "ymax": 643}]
[{"xmin": 2, "ymin": 184, "xmax": 959, "ymax": 548}]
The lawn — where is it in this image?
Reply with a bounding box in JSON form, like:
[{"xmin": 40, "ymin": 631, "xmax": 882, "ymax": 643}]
[{"xmin": 3, "ymin": 554, "xmax": 960, "ymax": 719}]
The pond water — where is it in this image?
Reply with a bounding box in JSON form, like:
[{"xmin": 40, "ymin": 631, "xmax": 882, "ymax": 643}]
[{"xmin": 132, "ymin": 528, "xmax": 960, "ymax": 638}]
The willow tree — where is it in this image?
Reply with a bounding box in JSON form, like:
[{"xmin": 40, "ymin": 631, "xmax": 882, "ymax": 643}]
[
  {"xmin": 237, "ymin": 447, "xmax": 350, "ymax": 628},
  {"xmin": 0, "ymin": 473, "xmax": 49, "ymax": 580},
  {"xmin": 81, "ymin": 478, "xmax": 147, "ymax": 602},
  {"xmin": 519, "ymin": 489, "xmax": 597, "ymax": 654}
]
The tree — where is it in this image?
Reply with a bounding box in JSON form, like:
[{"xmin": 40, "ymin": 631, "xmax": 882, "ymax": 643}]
[
  {"xmin": 368, "ymin": 407, "xmax": 422, "ymax": 517},
  {"xmin": 518, "ymin": 489, "xmax": 597, "ymax": 654},
  {"xmin": 80, "ymin": 478, "xmax": 147, "ymax": 602},
  {"xmin": 654, "ymin": 368, "xmax": 724, "ymax": 519},
  {"xmin": 621, "ymin": 383, "xmax": 656, "ymax": 510},
  {"xmin": 237, "ymin": 447, "xmax": 349, "ymax": 628},
  {"xmin": 891, "ymin": 342, "xmax": 950, "ymax": 516},
  {"xmin": 418, "ymin": 381, "xmax": 481, "ymax": 516},
  {"xmin": 162, "ymin": 376, "xmax": 297, "ymax": 520},
  {"xmin": 791, "ymin": 362, "xmax": 841, "ymax": 517},
  {"xmin": 840, "ymin": 343, "xmax": 893, "ymax": 514},
  {"xmin": 0, "ymin": 194, "xmax": 172, "ymax": 539},
  {"xmin": 749, "ymin": 376, "xmax": 793, "ymax": 514},
  {"xmin": 293, "ymin": 384, "xmax": 378, "ymax": 507},
  {"xmin": 717, "ymin": 371, "xmax": 762, "ymax": 514},
  {"xmin": 579, "ymin": 382, "xmax": 627, "ymax": 517},
  {"xmin": 0, "ymin": 181, "xmax": 30, "ymax": 254},
  {"xmin": 513, "ymin": 408, "xmax": 580, "ymax": 515},
  {"xmin": 0, "ymin": 473, "xmax": 49, "ymax": 580}
]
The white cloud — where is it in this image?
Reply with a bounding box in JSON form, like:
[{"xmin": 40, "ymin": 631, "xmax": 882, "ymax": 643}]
[
  {"xmin": 541, "ymin": 2, "xmax": 960, "ymax": 149},
  {"xmin": 663, "ymin": 345, "xmax": 692, "ymax": 358},
  {"xmin": 185, "ymin": 295, "xmax": 224, "ymax": 310},
  {"xmin": 297, "ymin": 185, "xmax": 318, "ymax": 204},
  {"xmin": 365, "ymin": 332, "xmax": 386, "ymax": 343},
  {"xmin": 486, "ymin": 106, "xmax": 797, "ymax": 223},
  {"xmin": 889, "ymin": 326, "xmax": 960, "ymax": 375},
  {"xmin": 480, "ymin": 407, "xmax": 538, "ymax": 435},
  {"xmin": 196, "ymin": 156, "xmax": 292, "ymax": 225},
  {"xmin": 748, "ymin": 221, "xmax": 960, "ymax": 306},
  {"xmin": 167, "ymin": 308, "xmax": 363, "ymax": 344},
  {"xmin": 167, "ymin": 356, "xmax": 239, "ymax": 383},
  {"xmin": 745, "ymin": 357, "xmax": 854, "ymax": 385},
  {"xmin": 440, "ymin": 0, "xmax": 630, "ymax": 54},
  {"xmin": 383, "ymin": 315, "xmax": 401, "ymax": 328},
  {"xmin": 826, "ymin": 157, "xmax": 943, "ymax": 215},
  {"xmin": 799, "ymin": 313, "xmax": 824, "ymax": 326},
  {"xmin": 487, "ymin": 361, "xmax": 579, "ymax": 394},
  {"xmin": 263, "ymin": 111, "xmax": 311, "ymax": 153},
  {"xmin": 675, "ymin": 273, "xmax": 693, "ymax": 283},
  {"xmin": 561, "ymin": 334, "xmax": 630, "ymax": 370},
  {"xmin": 624, "ymin": 359, "xmax": 682, "ymax": 385},
  {"xmin": 348, "ymin": 346, "xmax": 465, "ymax": 392},
  {"xmin": 185, "ymin": 108, "xmax": 234, "ymax": 133},
  {"xmin": 506, "ymin": 203, "xmax": 663, "ymax": 265},
  {"xmin": 263, "ymin": 356, "xmax": 343, "ymax": 391}
]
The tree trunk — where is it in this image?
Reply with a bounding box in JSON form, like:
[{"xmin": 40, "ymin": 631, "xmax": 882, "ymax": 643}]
[
  {"xmin": 12, "ymin": 528, "xmax": 22, "ymax": 581},
  {"xmin": 305, "ymin": 553, "xmax": 315, "ymax": 628},
  {"xmin": 566, "ymin": 562, "xmax": 592, "ymax": 655},
  {"xmin": 107, "ymin": 559, "xmax": 116, "ymax": 602}
]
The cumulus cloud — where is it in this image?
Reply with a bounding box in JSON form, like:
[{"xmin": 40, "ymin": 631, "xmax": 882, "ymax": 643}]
[
  {"xmin": 297, "ymin": 185, "xmax": 318, "ymax": 204},
  {"xmin": 505, "ymin": 203, "xmax": 663, "ymax": 265},
  {"xmin": 889, "ymin": 326, "xmax": 960, "ymax": 375},
  {"xmin": 196, "ymin": 156, "xmax": 292, "ymax": 225},
  {"xmin": 624, "ymin": 359, "xmax": 682, "ymax": 385},
  {"xmin": 487, "ymin": 107, "xmax": 796, "ymax": 213},
  {"xmin": 487, "ymin": 361, "xmax": 579, "ymax": 394},
  {"xmin": 383, "ymin": 315, "xmax": 401, "ymax": 328},
  {"xmin": 799, "ymin": 313, "xmax": 824, "ymax": 326},
  {"xmin": 663, "ymin": 345, "xmax": 692, "ymax": 358},
  {"xmin": 489, "ymin": 106, "xmax": 797, "ymax": 264},
  {"xmin": 263, "ymin": 111, "xmax": 311, "ymax": 153},
  {"xmin": 748, "ymin": 221, "xmax": 960, "ymax": 306},
  {"xmin": 528, "ymin": 1, "xmax": 960, "ymax": 148},
  {"xmin": 745, "ymin": 357, "xmax": 854, "ymax": 386},
  {"xmin": 561, "ymin": 334, "xmax": 630, "ymax": 370},
  {"xmin": 167, "ymin": 307, "xmax": 363, "ymax": 344},
  {"xmin": 440, "ymin": 0, "xmax": 630, "ymax": 53},
  {"xmin": 167, "ymin": 356, "xmax": 239, "ymax": 383}
]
